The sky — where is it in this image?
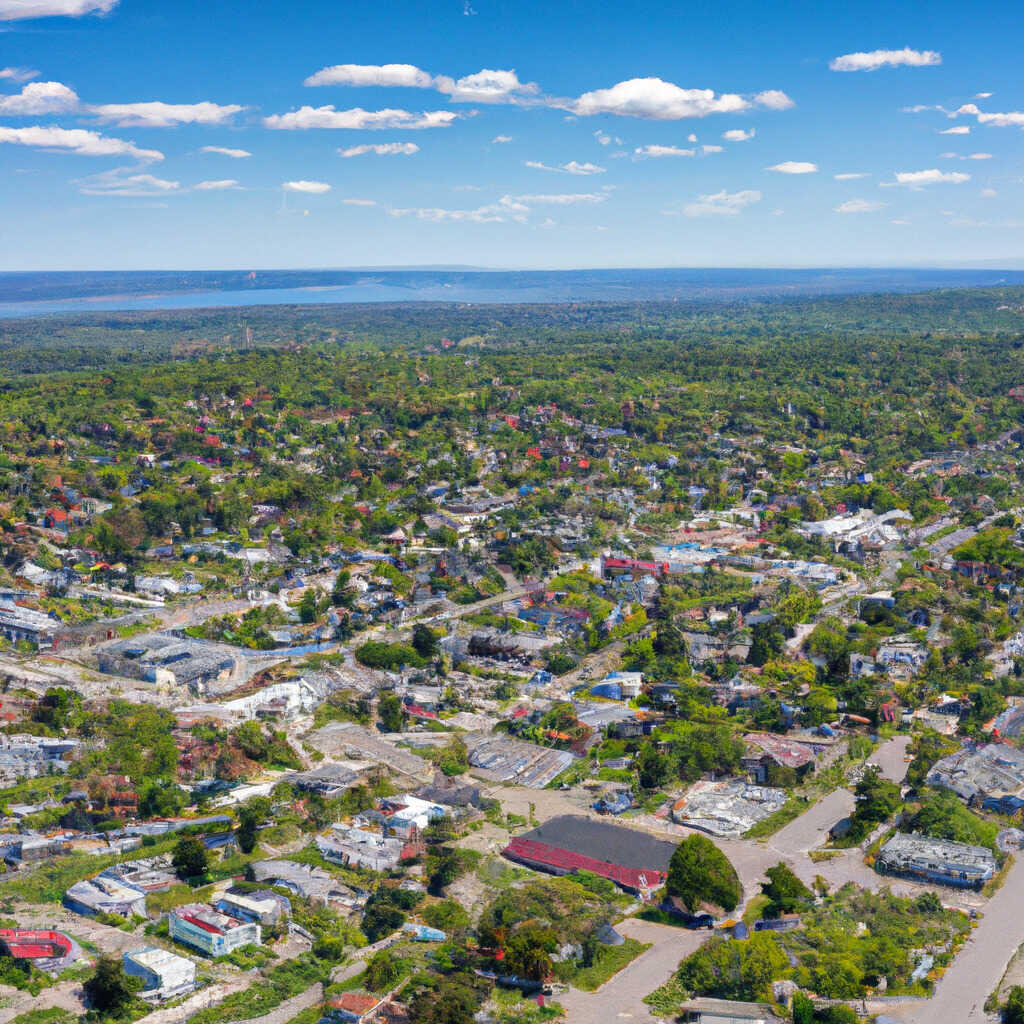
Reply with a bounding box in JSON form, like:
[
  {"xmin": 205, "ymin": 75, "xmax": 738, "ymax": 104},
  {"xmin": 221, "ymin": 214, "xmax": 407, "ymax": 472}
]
[{"xmin": 1, "ymin": 0, "xmax": 1023, "ymax": 270}]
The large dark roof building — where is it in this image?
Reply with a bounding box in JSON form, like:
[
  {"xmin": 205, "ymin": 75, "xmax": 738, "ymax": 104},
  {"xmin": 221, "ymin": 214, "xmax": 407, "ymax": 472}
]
[{"xmin": 503, "ymin": 815, "xmax": 677, "ymax": 894}]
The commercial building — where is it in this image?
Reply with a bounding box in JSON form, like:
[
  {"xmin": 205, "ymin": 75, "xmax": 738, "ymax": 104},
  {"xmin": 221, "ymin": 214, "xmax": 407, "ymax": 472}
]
[
  {"xmin": 0, "ymin": 929, "xmax": 77, "ymax": 971},
  {"xmin": 503, "ymin": 815, "xmax": 676, "ymax": 894},
  {"xmin": 215, "ymin": 890, "xmax": 287, "ymax": 926},
  {"xmin": 926, "ymin": 743, "xmax": 1024, "ymax": 807},
  {"xmin": 169, "ymin": 903, "xmax": 261, "ymax": 957},
  {"xmin": 317, "ymin": 824, "xmax": 406, "ymax": 872},
  {"xmin": 875, "ymin": 833, "xmax": 996, "ymax": 889},
  {"xmin": 123, "ymin": 946, "xmax": 196, "ymax": 1000},
  {"xmin": 467, "ymin": 733, "xmax": 576, "ymax": 789},
  {"xmin": 64, "ymin": 875, "xmax": 147, "ymax": 918}
]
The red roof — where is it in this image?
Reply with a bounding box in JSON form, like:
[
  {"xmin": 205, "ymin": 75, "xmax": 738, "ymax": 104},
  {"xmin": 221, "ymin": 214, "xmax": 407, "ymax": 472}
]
[
  {"xmin": 503, "ymin": 837, "xmax": 666, "ymax": 892},
  {"xmin": 330, "ymin": 993, "xmax": 380, "ymax": 1015},
  {"xmin": 0, "ymin": 929, "xmax": 72, "ymax": 960}
]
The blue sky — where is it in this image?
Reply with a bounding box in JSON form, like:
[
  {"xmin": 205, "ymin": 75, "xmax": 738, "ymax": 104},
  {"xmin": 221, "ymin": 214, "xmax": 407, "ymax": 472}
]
[{"xmin": 1, "ymin": 0, "xmax": 1023, "ymax": 270}]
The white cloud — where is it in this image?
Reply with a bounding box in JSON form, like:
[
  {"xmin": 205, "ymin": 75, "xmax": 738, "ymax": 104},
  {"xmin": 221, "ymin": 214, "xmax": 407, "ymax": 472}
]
[
  {"xmin": 682, "ymin": 188, "xmax": 761, "ymax": 217},
  {"xmin": 594, "ymin": 130, "xmax": 611, "ymax": 145},
  {"xmin": 0, "ymin": 124, "xmax": 162, "ymax": 161},
  {"xmin": 981, "ymin": 188, "xmax": 997, "ymax": 197},
  {"xmin": 968, "ymin": 152, "xmax": 993, "ymax": 160},
  {"xmin": 305, "ymin": 64, "xmax": 435, "ymax": 89},
  {"xmin": 891, "ymin": 218, "xmax": 911, "ymax": 225},
  {"xmin": 194, "ymin": 179, "xmax": 239, "ymax": 190},
  {"xmin": 939, "ymin": 126, "xmax": 970, "ymax": 135},
  {"xmin": 722, "ymin": 128, "xmax": 755, "ymax": 141},
  {"xmin": 687, "ymin": 133, "xmax": 697, "ymax": 142},
  {"xmin": 390, "ymin": 194, "xmax": 528, "ymax": 223},
  {"xmin": 341, "ymin": 198, "xmax": 376, "ymax": 206},
  {"xmin": 435, "ymin": 69, "xmax": 538, "ymax": 103},
  {"xmin": 835, "ymin": 198, "xmax": 885, "ymax": 213},
  {"xmin": 829, "ymin": 48, "xmax": 941, "ymax": 72},
  {"xmin": 976, "ymin": 92, "xmax": 993, "ymax": 98},
  {"xmin": 92, "ymin": 101, "xmax": 243, "ymax": 127},
  {"xmin": 201, "ymin": 145, "xmax": 251, "ymax": 158},
  {"xmin": 834, "ymin": 172, "xmax": 868, "ymax": 179},
  {"xmin": 525, "ymin": 159, "xmax": 604, "ymax": 174},
  {"xmin": 492, "ymin": 134, "xmax": 512, "ymax": 143},
  {"xmin": 304, "ymin": 63, "xmax": 538, "ymax": 104},
  {"xmin": 952, "ymin": 103, "xmax": 1024, "ymax": 128},
  {"xmin": 79, "ymin": 169, "xmax": 179, "ymax": 196},
  {"xmin": 0, "ymin": 0, "xmax": 117, "ymax": 19},
  {"xmin": 634, "ymin": 144, "xmax": 695, "ymax": 158},
  {"xmin": 264, "ymin": 106, "xmax": 458, "ymax": 130},
  {"xmin": 754, "ymin": 90, "xmax": 794, "ymax": 110},
  {"xmin": 767, "ymin": 160, "xmax": 818, "ymax": 174},
  {"xmin": 339, "ymin": 141, "xmax": 419, "ymax": 157},
  {"xmin": 568, "ymin": 77, "xmax": 790, "ymax": 120},
  {"xmin": 0, "ymin": 80, "xmax": 78, "ymax": 114},
  {"xmin": 512, "ymin": 192, "xmax": 607, "ymax": 204},
  {"xmin": 0, "ymin": 67, "xmax": 39, "ymax": 83},
  {"xmin": 886, "ymin": 168, "xmax": 970, "ymax": 186},
  {"xmin": 283, "ymin": 180, "xmax": 331, "ymax": 193},
  {"xmin": 702, "ymin": 143, "xmax": 723, "ymax": 154}
]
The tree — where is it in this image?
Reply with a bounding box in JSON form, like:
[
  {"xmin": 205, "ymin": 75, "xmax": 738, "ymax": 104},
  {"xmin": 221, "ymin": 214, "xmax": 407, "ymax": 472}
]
[
  {"xmin": 84, "ymin": 956, "xmax": 142, "ymax": 1015},
  {"xmin": 236, "ymin": 797, "xmax": 271, "ymax": 854},
  {"xmin": 760, "ymin": 862, "xmax": 813, "ymax": 917},
  {"xmin": 1005, "ymin": 985, "xmax": 1024, "ymax": 1024},
  {"xmin": 850, "ymin": 766, "xmax": 900, "ymax": 838},
  {"xmin": 426, "ymin": 846, "xmax": 462, "ymax": 893},
  {"xmin": 408, "ymin": 975, "xmax": 480, "ymax": 1024},
  {"xmin": 502, "ymin": 923, "xmax": 556, "ymax": 980},
  {"xmin": 636, "ymin": 743, "xmax": 670, "ymax": 790},
  {"xmin": 747, "ymin": 621, "xmax": 783, "ymax": 667},
  {"xmin": 365, "ymin": 950, "xmax": 402, "ymax": 992},
  {"xmin": 666, "ymin": 834, "xmax": 741, "ymax": 913},
  {"xmin": 298, "ymin": 588, "xmax": 319, "ymax": 624},
  {"xmin": 412, "ymin": 623, "xmax": 439, "ymax": 660},
  {"xmin": 378, "ymin": 692, "xmax": 405, "ymax": 733},
  {"xmin": 792, "ymin": 991, "xmax": 814, "ymax": 1024},
  {"xmin": 362, "ymin": 900, "xmax": 406, "ymax": 943},
  {"xmin": 172, "ymin": 836, "xmax": 209, "ymax": 880}
]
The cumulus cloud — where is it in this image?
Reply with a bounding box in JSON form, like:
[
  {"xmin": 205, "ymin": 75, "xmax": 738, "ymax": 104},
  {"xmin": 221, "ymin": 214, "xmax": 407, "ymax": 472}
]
[
  {"xmin": 91, "ymin": 101, "xmax": 244, "ymax": 127},
  {"xmin": 194, "ymin": 179, "xmax": 239, "ymax": 190},
  {"xmin": 634, "ymin": 144, "xmax": 695, "ymax": 157},
  {"xmin": 835, "ymin": 198, "xmax": 885, "ymax": 213},
  {"xmin": 525, "ymin": 159, "xmax": 604, "ymax": 174},
  {"xmin": 566, "ymin": 77, "xmax": 791, "ymax": 120},
  {"xmin": 283, "ymin": 180, "xmax": 331, "ymax": 193},
  {"xmin": 0, "ymin": 80, "xmax": 78, "ymax": 115},
  {"xmin": 201, "ymin": 145, "xmax": 251, "ymax": 158},
  {"xmin": 0, "ymin": 124, "xmax": 162, "ymax": 161},
  {"xmin": 829, "ymin": 48, "xmax": 941, "ymax": 72},
  {"xmin": 951, "ymin": 102, "xmax": 1024, "ymax": 128},
  {"xmin": 304, "ymin": 63, "xmax": 538, "ymax": 104},
  {"xmin": 305, "ymin": 63, "xmax": 435, "ymax": 89},
  {"xmin": 834, "ymin": 172, "xmax": 868, "ymax": 179},
  {"xmin": 682, "ymin": 188, "xmax": 761, "ymax": 217},
  {"xmin": 511, "ymin": 192, "xmax": 607, "ymax": 204},
  {"xmin": 79, "ymin": 169, "xmax": 179, "ymax": 196},
  {"xmin": 0, "ymin": 0, "xmax": 117, "ymax": 19},
  {"xmin": 885, "ymin": 168, "xmax": 970, "ymax": 186},
  {"xmin": 264, "ymin": 106, "xmax": 458, "ymax": 130},
  {"xmin": 767, "ymin": 160, "xmax": 818, "ymax": 174},
  {"xmin": 0, "ymin": 67, "xmax": 40, "ymax": 83},
  {"xmin": 492, "ymin": 134, "xmax": 512, "ymax": 143},
  {"xmin": 939, "ymin": 126, "xmax": 970, "ymax": 135},
  {"xmin": 339, "ymin": 142, "xmax": 419, "ymax": 157},
  {"xmin": 754, "ymin": 90, "xmax": 794, "ymax": 110},
  {"xmin": 390, "ymin": 194, "xmax": 528, "ymax": 223},
  {"xmin": 722, "ymin": 128, "xmax": 755, "ymax": 141}
]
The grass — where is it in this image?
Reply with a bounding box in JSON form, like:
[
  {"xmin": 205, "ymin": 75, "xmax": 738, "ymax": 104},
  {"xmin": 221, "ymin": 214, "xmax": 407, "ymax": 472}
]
[
  {"xmin": 808, "ymin": 850, "xmax": 842, "ymax": 863},
  {"xmin": 743, "ymin": 796, "xmax": 811, "ymax": 840},
  {"xmin": 6, "ymin": 1011, "xmax": 77, "ymax": 1024},
  {"xmin": 568, "ymin": 937, "xmax": 649, "ymax": 991},
  {"xmin": 742, "ymin": 894, "xmax": 770, "ymax": 925},
  {"xmin": 984, "ymin": 853, "xmax": 1015, "ymax": 899}
]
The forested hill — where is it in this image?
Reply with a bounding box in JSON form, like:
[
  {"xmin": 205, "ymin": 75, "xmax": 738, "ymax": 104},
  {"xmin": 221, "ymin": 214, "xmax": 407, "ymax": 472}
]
[{"xmin": 1, "ymin": 286, "xmax": 1024, "ymax": 378}]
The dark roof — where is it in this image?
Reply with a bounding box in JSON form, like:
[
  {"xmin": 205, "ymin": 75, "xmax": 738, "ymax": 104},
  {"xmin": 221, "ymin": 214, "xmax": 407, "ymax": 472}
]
[{"xmin": 519, "ymin": 815, "xmax": 677, "ymax": 872}]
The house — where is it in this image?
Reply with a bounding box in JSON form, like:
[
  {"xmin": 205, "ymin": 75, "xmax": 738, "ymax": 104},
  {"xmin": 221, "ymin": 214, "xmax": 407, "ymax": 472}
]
[
  {"xmin": 215, "ymin": 890, "xmax": 288, "ymax": 926},
  {"xmin": 325, "ymin": 992, "xmax": 389, "ymax": 1023},
  {"xmin": 169, "ymin": 904, "xmax": 261, "ymax": 957},
  {"xmin": 65, "ymin": 875, "xmax": 148, "ymax": 918},
  {"xmin": 123, "ymin": 946, "xmax": 196, "ymax": 1000}
]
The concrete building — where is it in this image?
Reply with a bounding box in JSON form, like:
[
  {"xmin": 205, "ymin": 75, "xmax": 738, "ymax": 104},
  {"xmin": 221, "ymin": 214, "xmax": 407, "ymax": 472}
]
[
  {"xmin": 123, "ymin": 946, "xmax": 196, "ymax": 1000},
  {"xmin": 672, "ymin": 781, "xmax": 788, "ymax": 838},
  {"xmin": 64, "ymin": 875, "xmax": 147, "ymax": 918},
  {"xmin": 215, "ymin": 890, "xmax": 287, "ymax": 926},
  {"xmin": 926, "ymin": 743, "xmax": 1024, "ymax": 806},
  {"xmin": 875, "ymin": 833, "xmax": 996, "ymax": 889},
  {"xmin": 317, "ymin": 824, "xmax": 406, "ymax": 872},
  {"xmin": 169, "ymin": 903, "xmax": 261, "ymax": 957}
]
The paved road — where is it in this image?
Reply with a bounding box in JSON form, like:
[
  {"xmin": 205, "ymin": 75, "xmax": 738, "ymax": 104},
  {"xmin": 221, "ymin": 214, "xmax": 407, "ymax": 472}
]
[{"xmin": 559, "ymin": 918, "xmax": 708, "ymax": 1023}]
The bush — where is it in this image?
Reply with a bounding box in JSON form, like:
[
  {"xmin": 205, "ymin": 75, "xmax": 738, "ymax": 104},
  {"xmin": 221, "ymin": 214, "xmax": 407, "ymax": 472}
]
[{"xmin": 666, "ymin": 834, "xmax": 741, "ymax": 913}]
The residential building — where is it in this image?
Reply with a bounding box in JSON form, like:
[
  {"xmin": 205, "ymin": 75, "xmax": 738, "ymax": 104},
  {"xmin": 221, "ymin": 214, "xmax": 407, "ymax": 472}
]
[
  {"xmin": 169, "ymin": 903, "xmax": 261, "ymax": 957},
  {"xmin": 123, "ymin": 946, "xmax": 196, "ymax": 1000}
]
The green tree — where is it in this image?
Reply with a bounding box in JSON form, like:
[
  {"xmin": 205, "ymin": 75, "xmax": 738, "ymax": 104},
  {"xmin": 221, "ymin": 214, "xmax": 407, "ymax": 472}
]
[
  {"xmin": 666, "ymin": 834, "xmax": 741, "ymax": 913},
  {"xmin": 412, "ymin": 623, "xmax": 439, "ymax": 659},
  {"xmin": 1005, "ymin": 985, "xmax": 1024, "ymax": 1024},
  {"xmin": 378, "ymin": 693, "xmax": 405, "ymax": 733},
  {"xmin": 364, "ymin": 950, "xmax": 402, "ymax": 992},
  {"xmin": 792, "ymin": 991, "xmax": 814, "ymax": 1024},
  {"xmin": 83, "ymin": 956, "xmax": 142, "ymax": 1015},
  {"xmin": 760, "ymin": 862, "xmax": 813, "ymax": 917},
  {"xmin": 236, "ymin": 797, "xmax": 271, "ymax": 854},
  {"xmin": 747, "ymin": 621, "xmax": 783, "ymax": 667},
  {"xmin": 172, "ymin": 836, "xmax": 209, "ymax": 880}
]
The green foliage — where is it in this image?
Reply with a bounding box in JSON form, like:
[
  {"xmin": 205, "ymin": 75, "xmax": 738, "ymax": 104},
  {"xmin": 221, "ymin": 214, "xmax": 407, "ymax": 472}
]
[
  {"xmin": 357, "ymin": 641, "xmax": 426, "ymax": 670},
  {"xmin": 906, "ymin": 730, "xmax": 961, "ymax": 789},
  {"xmin": 171, "ymin": 836, "xmax": 209, "ymax": 880},
  {"xmin": 83, "ymin": 956, "xmax": 143, "ymax": 1017},
  {"xmin": 377, "ymin": 692, "xmax": 405, "ymax": 732},
  {"xmin": 760, "ymin": 862, "xmax": 814, "ymax": 918},
  {"xmin": 666, "ymin": 834, "xmax": 741, "ymax": 913},
  {"xmin": 904, "ymin": 789, "xmax": 1000, "ymax": 852},
  {"xmin": 1004, "ymin": 985, "xmax": 1024, "ymax": 1024},
  {"xmin": 844, "ymin": 766, "xmax": 901, "ymax": 843}
]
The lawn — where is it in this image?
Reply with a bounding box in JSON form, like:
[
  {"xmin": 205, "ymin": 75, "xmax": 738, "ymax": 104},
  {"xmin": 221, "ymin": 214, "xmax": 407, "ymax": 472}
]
[{"xmin": 568, "ymin": 937, "xmax": 649, "ymax": 991}]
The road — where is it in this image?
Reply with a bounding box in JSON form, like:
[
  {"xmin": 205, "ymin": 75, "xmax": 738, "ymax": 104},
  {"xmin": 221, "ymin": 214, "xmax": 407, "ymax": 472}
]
[{"xmin": 559, "ymin": 918, "xmax": 708, "ymax": 1023}]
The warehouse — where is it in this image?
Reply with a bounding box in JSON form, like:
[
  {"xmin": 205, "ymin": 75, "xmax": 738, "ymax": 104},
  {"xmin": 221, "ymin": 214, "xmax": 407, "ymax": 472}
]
[
  {"xmin": 123, "ymin": 946, "xmax": 196, "ymax": 1000},
  {"xmin": 875, "ymin": 832, "xmax": 996, "ymax": 888},
  {"xmin": 503, "ymin": 815, "xmax": 677, "ymax": 894}
]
